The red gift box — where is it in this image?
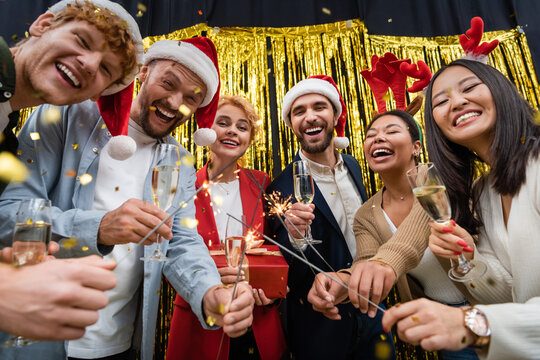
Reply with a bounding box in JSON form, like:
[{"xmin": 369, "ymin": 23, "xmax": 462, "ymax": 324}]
[{"xmin": 210, "ymin": 245, "xmax": 289, "ymax": 298}]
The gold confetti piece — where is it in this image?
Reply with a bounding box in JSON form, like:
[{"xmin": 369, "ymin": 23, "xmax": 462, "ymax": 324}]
[
  {"xmin": 79, "ymin": 173, "xmax": 93, "ymax": 185},
  {"xmin": 62, "ymin": 237, "xmax": 78, "ymax": 249},
  {"xmin": 41, "ymin": 170, "xmax": 47, "ymax": 176},
  {"xmin": 198, "ymin": 9, "xmax": 203, "ymax": 15},
  {"xmin": 322, "ymin": 7, "xmax": 331, "ymax": 15},
  {"xmin": 115, "ymin": 186, "xmax": 119, "ymax": 191},
  {"xmin": 346, "ymin": 20, "xmax": 353, "ymax": 29},
  {"xmin": 213, "ymin": 195, "xmax": 224, "ymax": 207},
  {"xmin": 137, "ymin": 2, "xmax": 147, "ymax": 11},
  {"xmin": 42, "ymin": 106, "xmax": 61, "ymax": 124},
  {"xmin": 206, "ymin": 315, "xmax": 216, "ymax": 326},
  {"xmin": 82, "ymin": 246, "xmax": 89, "ymax": 251},
  {"xmin": 149, "ymin": 105, "xmax": 156, "ymax": 111},
  {"xmin": 470, "ymin": 282, "xmax": 476, "ymax": 288},
  {"xmin": 180, "ymin": 217, "xmax": 198, "ymax": 229},
  {"xmin": 382, "ymin": 92, "xmax": 390, "ymax": 101},
  {"xmin": 180, "ymin": 202, "xmax": 188, "ymax": 208},
  {"xmin": 101, "ymin": 124, "xmax": 107, "ymax": 130},
  {"xmin": 11, "ymin": 34, "xmax": 18, "ymax": 40},
  {"xmin": 380, "ymin": 334, "xmax": 387, "ymax": 341},
  {"xmin": 0, "ymin": 152, "xmax": 29, "ymax": 183},
  {"xmin": 24, "ymin": 31, "xmax": 29, "ymax": 38},
  {"xmin": 181, "ymin": 154, "xmax": 195, "ymax": 167},
  {"xmin": 487, "ymin": 277, "xmax": 496, "ymax": 286},
  {"xmin": 461, "ymin": 336, "xmax": 467, "ymax": 344},
  {"xmin": 26, "ymin": 219, "xmax": 33, "ymax": 225},
  {"xmin": 16, "ymin": 150, "xmax": 22, "ymax": 156},
  {"xmin": 520, "ymin": 136, "xmax": 526, "ymax": 144},
  {"xmin": 65, "ymin": 169, "xmax": 76, "ymax": 178},
  {"xmin": 218, "ymin": 303, "xmax": 226, "ymax": 315},
  {"xmin": 136, "ymin": 10, "xmax": 143, "ymax": 17},
  {"xmin": 178, "ymin": 104, "xmax": 191, "ymax": 117},
  {"xmin": 30, "ymin": 132, "xmax": 40, "ymax": 141},
  {"xmin": 374, "ymin": 341, "xmax": 392, "ymax": 360},
  {"xmin": 387, "ymin": 18, "xmax": 392, "ymax": 23},
  {"xmin": 394, "ymin": 302, "xmax": 401, "ymax": 307},
  {"xmin": 26, "ymin": 158, "xmax": 33, "ymax": 164},
  {"xmin": 193, "ymin": 88, "xmax": 201, "ymax": 95},
  {"xmin": 72, "ymin": 143, "xmax": 79, "ymax": 150},
  {"xmin": 411, "ymin": 316, "xmax": 420, "ymax": 322}
]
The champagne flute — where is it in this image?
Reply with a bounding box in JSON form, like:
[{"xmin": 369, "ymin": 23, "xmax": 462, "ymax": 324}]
[
  {"xmin": 407, "ymin": 163, "xmax": 487, "ymax": 282},
  {"xmin": 224, "ymin": 215, "xmax": 247, "ymax": 268},
  {"xmin": 292, "ymin": 160, "xmax": 321, "ymax": 245},
  {"xmin": 3, "ymin": 198, "xmax": 52, "ymax": 348},
  {"xmin": 141, "ymin": 143, "xmax": 180, "ymax": 262}
]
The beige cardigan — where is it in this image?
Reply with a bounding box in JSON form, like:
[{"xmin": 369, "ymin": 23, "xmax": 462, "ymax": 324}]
[{"xmin": 351, "ymin": 190, "xmax": 477, "ymax": 304}]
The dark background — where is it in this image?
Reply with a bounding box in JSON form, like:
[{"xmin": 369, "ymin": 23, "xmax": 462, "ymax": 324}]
[{"xmin": 1, "ymin": 0, "xmax": 539, "ymax": 78}]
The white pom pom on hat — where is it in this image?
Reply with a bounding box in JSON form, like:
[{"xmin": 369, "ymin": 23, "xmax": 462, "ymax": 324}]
[
  {"xmin": 281, "ymin": 75, "xmax": 349, "ymax": 149},
  {"xmin": 143, "ymin": 38, "xmax": 221, "ymax": 146}
]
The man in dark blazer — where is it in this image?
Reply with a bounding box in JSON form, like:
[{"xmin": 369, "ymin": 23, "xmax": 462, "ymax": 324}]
[{"xmin": 266, "ymin": 75, "xmax": 393, "ymax": 359}]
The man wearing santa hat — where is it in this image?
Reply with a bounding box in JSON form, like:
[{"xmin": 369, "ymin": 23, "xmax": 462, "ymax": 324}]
[
  {"xmin": 0, "ymin": 0, "xmax": 144, "ymax": 192},
  {"xmin": 0, "ymin": 37, "xmax": 254, "ymax": 360},
  {"xmin": 266, "ymin": 75, "xmax": 393, "ymax": 359}
]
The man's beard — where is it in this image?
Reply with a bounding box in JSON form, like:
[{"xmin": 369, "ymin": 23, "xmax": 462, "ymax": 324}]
[
  {"xmin": 137, "ymin": 88, "xmax": 184, "ymax": 139},
  {"xmin": 299, "ymin": 127, "xmax": 334, "ymax": 154}
]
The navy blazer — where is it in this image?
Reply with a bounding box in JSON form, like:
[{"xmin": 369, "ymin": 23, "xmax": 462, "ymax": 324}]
[{"xmin": 266, "ymin": 152, "xmax": 390, "ymax": 360}]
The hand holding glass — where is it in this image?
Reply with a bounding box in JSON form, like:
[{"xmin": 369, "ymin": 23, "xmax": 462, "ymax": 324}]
[
  {"xmin": 141, "ymin": 143, "xmax": 180, "ymax": 262},
  {"xmin": 292, "ymin": 160, "xmax": 321, "ymax": 245},
  {"xmin": 407, "ymin": 163, "xmax": 486, "ymax": 282},
  {"xmin": 3, "ymin": 198, "xmax": 52, "ymax": 348}
]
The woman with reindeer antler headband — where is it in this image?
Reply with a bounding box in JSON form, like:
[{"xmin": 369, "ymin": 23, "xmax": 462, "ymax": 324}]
[
  {"xmin": 382, "ymin": 17, "xmax": 540, "ymax": 359},
  {"xmin": 308, "ymin": 51, "xmax": 479, "ymax": 360}
]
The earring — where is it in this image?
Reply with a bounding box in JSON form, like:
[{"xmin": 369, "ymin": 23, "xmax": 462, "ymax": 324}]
[{"xmin": 413, "ymin": 151, "xmax": 419, "ymax": 157}]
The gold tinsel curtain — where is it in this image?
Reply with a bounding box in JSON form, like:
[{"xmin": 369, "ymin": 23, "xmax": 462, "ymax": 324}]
[{"xmin": 143, "ymin": 19, "xmax": 538, "ymax": 360}]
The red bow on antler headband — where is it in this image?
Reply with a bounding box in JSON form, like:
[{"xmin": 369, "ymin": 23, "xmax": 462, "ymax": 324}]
[{"xmin": 460, "ymin": 16, "xmax": 499, "ymax": 62}]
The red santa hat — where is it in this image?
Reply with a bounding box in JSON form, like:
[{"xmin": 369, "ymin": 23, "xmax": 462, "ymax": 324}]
[
  {"xmin": 143, "ymin": 38, "xmax": 221, "ymax": 146},
  {"xmin": 49, "ymin": 0, "xmax": 144, "ymax": 160},
  {"xmin": 282, "ymin": 75, "xmax": 349, "ymax": 149}
]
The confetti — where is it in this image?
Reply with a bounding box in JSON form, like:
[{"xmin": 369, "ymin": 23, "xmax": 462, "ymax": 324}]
[
  {"xmin": 79, "ymin": 173, "xmax": 93, "ymax": 186},
  {"xmin": 382, "ymin": 92, "xmax": 390, "ymax": 101},
  {"xmin": 411, "ymin": 316, "xmax": 420, "ymax": 322},
  {"xmin": 61, "ymin": 237, "xmax": 78, "ymax": 249},
  {"xmin": 30, "ymin": 132, "xmax": 40, "ymax": 141},
  {"xmin": 25, "ymin": 219, "xmax": 33, "ymax": 225},
  {"xmin": 65, "ymin": 169, "xmax": 76, "ymax": 178},
  {"xmin": 461, "ymin": 336, "xmax": 467, "ymax": 344},
  {"xmin": 322, "ymin": 7, "xmax": 331, "ymax": 15},
  {"xmin": 181, "ymin": 154, "xmax": 195, "ymax": 167},
  {"xmin": 218, "ymin": 303, "xmax": 226, "ymax": 315},
  {"xmin": 194, "ymin": 87, "xmax": 201, "ymax": 94},
  {"xmin": 520, "ymin": 136, "xmax": 526, "ymax": 144},
  {"xmin": 101, "ymin": 124, "xmax": 107, "ymax": 130},
  {"xmin": 136, "ymin": 10, "xmax": 143, "ymax": 17},
  {"xmin": 0, "ymin": 152, "xmax": 29, "ymax": 183},
  {"xmin": 115, "ymin": 186, "xmax": 119, "ymax": 191},
  {"xmin": 41, "ymin": 170, "xmax": 47, "ymax": 176},
  {"xmin": 16, "ymin": 150, "xmax": 22, "ymax": 156},
  {"xmin": 24, "ymin": 31, "xmax": 29, "ymax": 38},
  {"xmin": 42, "ymin": 106, "xmax": 61, "ymax": 124},
  {"xmin": 213, "ymin": 195, "xmax": 224, "ymax": 207},
  {"xmin": 374, "ymin": 341, "xmax": 392, "ymax": 360},
  {"xmin": 178, "ymin": 104, "xmax": 191, "ymax": 117},
  {"xmin": 149, "ymin": 105, "xmax": 156, "ymax": 112},
  {"xmin": 11, "ymin": 34, "xmax": 18, "ymax": 40},
  {"xmin": 198, "ymin": 9, "xmax": 203, "ymax": 15},
  {"xmin": 346, "ymin": 20, "xmax": 353, "ymax": 29},
  {"xmin": 26, "ymin": 158, "xmax": 34, "ymax": 164},
  {"xmin": 379, "ymin": 334, "xmax": 387, "ymax": 341},
  {"xmin": 387, "ymin": 18, "xmax": 392, "ymax": 23},
  {"xmin": 206, "ymin": 315, "xmax": 216, "ymax": 326},
  {"xmin": 487, "ymin": 277, "xmax": 496, "ymax": 286},
  {"xmin": 180, "ymin": 217, "xmax": 198, "ymax": 229},
  {"xmin": 82, "ymin": 246, "xmax": 89, "ymax": 251},
  {"xmin": 137, "ymin": 2, "xmax": 147, "ymax": 11},
  {"xmin": 72, "ymin": 143, "xmax": 79, "ymax": 150}
]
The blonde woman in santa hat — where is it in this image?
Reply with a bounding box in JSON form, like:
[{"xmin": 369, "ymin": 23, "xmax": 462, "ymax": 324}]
[
  {"xmin": 0, "ymin": 37, "xmax": 256, "ymax": 360},
  {"xmin": 166, "ymin": 94, "xmax": 287, "ymax": 360}
]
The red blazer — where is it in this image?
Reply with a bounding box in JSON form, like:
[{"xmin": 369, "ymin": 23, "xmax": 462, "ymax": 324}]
[{"xmin": 166, "ymin": 164, "xmax": 287, "ymax": 360}]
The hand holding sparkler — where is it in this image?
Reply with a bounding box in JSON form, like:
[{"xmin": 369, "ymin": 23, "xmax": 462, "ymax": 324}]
[
  {"xmin": 308, "ymin": 272, "xmax": 351, "ymax": 320},
  {"xmin": 203, "ymin": 282, "xmax": 254, "ymax": 338}
]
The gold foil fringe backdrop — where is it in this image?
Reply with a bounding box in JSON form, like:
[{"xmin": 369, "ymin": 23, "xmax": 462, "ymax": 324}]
[{"xmin": 141, "ymin": 20, "xmax": 538, "ymax": 196}]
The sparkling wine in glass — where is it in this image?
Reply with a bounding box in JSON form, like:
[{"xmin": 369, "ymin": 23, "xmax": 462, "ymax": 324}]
[
  {"xmin": 3, "ymin": 198, "xmax": 52, "ymax": 348},
  {"xmin": 224, "ymin": 215, "xmax": 248, "ymax": 283},
  {"xmin": 407, "ymin": 163, "xmax": 487, "ymax": 282},
  {"xmin": 292, "ymin": 160, "xmax": 321, "ymax": 245},
  {"xmin": 141, "ymin": 144, "xmax": 180, "ymax": 262}
]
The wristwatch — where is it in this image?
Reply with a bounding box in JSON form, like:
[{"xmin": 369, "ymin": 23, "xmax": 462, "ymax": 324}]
[{"xmin": 462, "ymin": 306, "xmax": 491, "ymax": 348}]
